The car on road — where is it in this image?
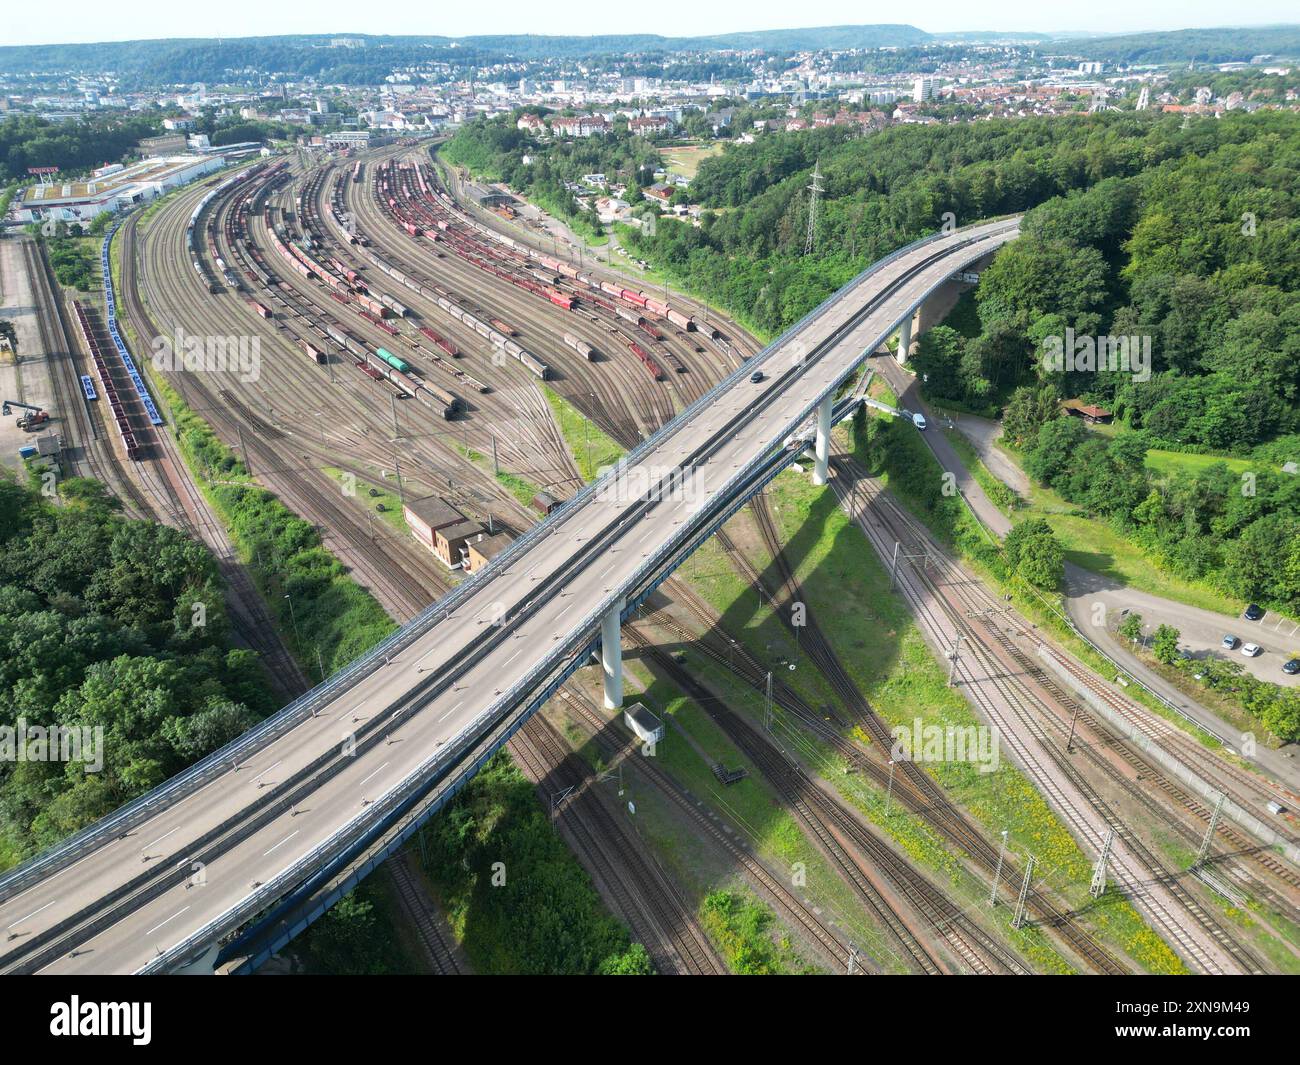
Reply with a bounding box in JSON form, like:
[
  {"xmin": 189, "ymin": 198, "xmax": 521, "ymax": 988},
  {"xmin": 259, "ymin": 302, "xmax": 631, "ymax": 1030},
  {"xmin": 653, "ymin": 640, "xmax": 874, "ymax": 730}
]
[
  {"xmin": 912, "ymin": 412, "xmax": 928, "ymax": 431},
  {"xmin": 749, "ymin": 370, "xmax": 765, "ymax": 383},
  {"xmin": 1244, "ymin": 603, "xmax": 1265, "ymax": 621},
  {"xmin": 1222, "ymin": 634, "xmax": 1240, "ymax": 650},
  {"xmin": 1241, "ymin": 643, "xmax": 1263, "ymax": 658},
  {"xmin": 1283, "ymin": 659, "xmax": 1300, "ymax": 676}
]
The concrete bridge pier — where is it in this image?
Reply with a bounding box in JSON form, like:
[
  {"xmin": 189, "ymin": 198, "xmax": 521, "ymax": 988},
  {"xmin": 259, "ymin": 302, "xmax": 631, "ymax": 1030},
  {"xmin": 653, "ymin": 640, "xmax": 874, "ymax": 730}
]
[
  {"xmin": 895, "ymin": 313, "xmax": 913, "ymax": 364},
  {"xmin": 813, "ymin": 395, "xmax": 833, "ymax": 485},
  {"xmin": 601, "ymin": 597, "xmax": 626, "ymax": 709}
]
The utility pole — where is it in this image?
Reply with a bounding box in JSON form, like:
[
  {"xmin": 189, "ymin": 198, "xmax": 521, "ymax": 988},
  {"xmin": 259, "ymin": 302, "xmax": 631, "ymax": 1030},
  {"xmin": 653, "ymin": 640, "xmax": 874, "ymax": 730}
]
[
  {"xmin": 847, "ymin": 944, "xmax": 859, "ymax": 975},
  {"xmin": 1090, "ymin": 829, "xmax": 1114, "ymax": 899},
  {"xmin": 491, "ymin": 433, "xmax": 499, "ymax": 475},
  {"xmin": 390, "ymin": 392, "xmax": 400, "ymax": 438},
  {"xmin": 237, "ymin": 424, "xmax": 251, "ymax": 476},
  {"xmin": 946, "ymin": 633, "xmax": 964, "ymax": 687},
  {"xmin": 804, "ymin": 161, "xmax": 823, "ymax": 256},
  {"xmin": 989, "ymin": 829, "xmax": 1008, "ymax": 907},
  {"xmin": 1065, "ymin": 707, "xmax": 1080, "ymax": 753},
  {"xmin": 1012, "ymin": 854, "xmax": 1035, "ymax": 930},
  {"xmin": 1195, "ymin": 793, "xmax": 1226, "ymax": 867},
  {"xmin": 889, "ymin": 541, "xmax": 901, "ymax": 590},
  {"xmin": 885, "ymin": 759, "xmax": 896, "ymax": 815},
  {"xmin": 394, "ymin": 456, "xmax": 405, "ymax": 505},
  {"xmin": 763, "ymin": 671, "xmax": 773, "ymax": 732}
]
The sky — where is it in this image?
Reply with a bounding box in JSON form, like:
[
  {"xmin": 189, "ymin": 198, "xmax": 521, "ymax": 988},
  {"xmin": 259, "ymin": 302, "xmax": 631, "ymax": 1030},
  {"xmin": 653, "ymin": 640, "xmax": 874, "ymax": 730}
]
[{"xmin": 5, "ymin": 0, "xmax": 1296, "ymax": 49}]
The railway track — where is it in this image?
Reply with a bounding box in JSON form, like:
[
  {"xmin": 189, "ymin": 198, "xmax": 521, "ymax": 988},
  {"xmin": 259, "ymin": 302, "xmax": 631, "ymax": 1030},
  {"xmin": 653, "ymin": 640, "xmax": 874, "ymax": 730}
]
[
  {"xmin": 552, "ymin": 686, "xmax": 867, "ymax": 973},
  {"xmin": 830, "ymin": 454, "xmax": 1270, "ymax": 974},
  {"xmin": 388, "ymin": 853, "xmax": 463, "ymax": 976},
  {"xmin": 508, "ymin": 711, "xmax": 725, "ymax": 975},
  {"xmin": 133, "ymin": 167, "xmax": 762, "ymax": 977},
  {"xmin": 668, "ymin": 508, "xmax": 1130, "ymax": 973}
]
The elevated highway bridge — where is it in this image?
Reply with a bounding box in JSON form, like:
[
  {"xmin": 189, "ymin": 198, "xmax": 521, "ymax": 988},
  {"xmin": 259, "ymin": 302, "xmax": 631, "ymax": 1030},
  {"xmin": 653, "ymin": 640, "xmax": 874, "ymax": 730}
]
[{"xmin": 0, "ymin": 217, "xmax": 1018, "ymax": 973}]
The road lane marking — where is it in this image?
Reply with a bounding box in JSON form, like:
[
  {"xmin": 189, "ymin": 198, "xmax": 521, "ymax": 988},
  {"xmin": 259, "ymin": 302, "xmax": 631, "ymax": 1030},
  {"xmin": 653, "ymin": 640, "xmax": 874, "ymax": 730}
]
[
  {"xmin": 145, "ymin": 906, "xmax": 191, "ymax": 936},
  {"xmin": 143, "ymin": 826, "xmax": 181, "ymax": 852},
  {"xmin": 358, "ymin": 763, "xmax": 389, "ymax": 788},
  {"xmin": 438, "ymin": 701, "xmax": 464, "ymax": 722},
  {"xmin": 262, "ymin": 830, "xmax": 300, "ymax": 857},
  {"xmin": 7, "ymin": 899, "xmax": 56, "ymax": 929}
]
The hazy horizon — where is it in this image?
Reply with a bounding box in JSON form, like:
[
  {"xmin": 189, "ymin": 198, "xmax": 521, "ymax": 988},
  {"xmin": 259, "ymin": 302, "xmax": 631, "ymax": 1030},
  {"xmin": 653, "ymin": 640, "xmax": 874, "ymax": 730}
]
[{"xmin": 4, "ymin": 4, "xmax": 1297, "ymax": 51}]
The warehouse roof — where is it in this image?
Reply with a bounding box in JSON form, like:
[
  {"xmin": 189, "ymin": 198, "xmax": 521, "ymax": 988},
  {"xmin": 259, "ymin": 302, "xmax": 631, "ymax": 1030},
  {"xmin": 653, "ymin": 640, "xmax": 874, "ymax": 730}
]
[
  {"xmin": 22, "ymin": 156, "xmax": 217, "ymax": 206},
  {"xmin": 403, "ymin": 495, "xmax": 463, "ymax": 530}
]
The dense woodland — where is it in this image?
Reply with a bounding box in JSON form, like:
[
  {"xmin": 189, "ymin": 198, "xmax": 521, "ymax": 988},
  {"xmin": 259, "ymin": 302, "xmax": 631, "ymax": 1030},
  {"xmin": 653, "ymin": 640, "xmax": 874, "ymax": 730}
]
[
  {"xmin": 0, "ymin": 115, "xmax": 160, "ymax": 183},
  {"xmin": 0, "ymin": 479, "xmax": 273, "ymax": 868}
]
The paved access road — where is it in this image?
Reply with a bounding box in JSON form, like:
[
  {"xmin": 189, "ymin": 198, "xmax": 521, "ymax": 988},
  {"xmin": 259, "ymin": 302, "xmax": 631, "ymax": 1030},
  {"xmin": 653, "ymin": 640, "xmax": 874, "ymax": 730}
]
[
  {"xmin": 879, "ymin": 358, "xmax": 1300, "ymax": 790},
  {"xmin": 0, "ymin": 220, "xmax": 1017, "ymax": 974}
]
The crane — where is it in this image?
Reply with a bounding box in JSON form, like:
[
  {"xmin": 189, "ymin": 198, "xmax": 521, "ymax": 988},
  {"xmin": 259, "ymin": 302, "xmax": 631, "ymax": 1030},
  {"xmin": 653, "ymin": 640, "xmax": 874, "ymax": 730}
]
[{"xmin": 2, "ymin": 399, "xmax": 50, "ymax": 431}]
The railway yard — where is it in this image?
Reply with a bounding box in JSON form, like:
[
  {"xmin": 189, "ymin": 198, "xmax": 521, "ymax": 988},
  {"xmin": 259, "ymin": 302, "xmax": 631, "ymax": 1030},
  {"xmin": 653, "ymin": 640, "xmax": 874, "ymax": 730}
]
[{"xmin": 12, "ymin": 141, "xmax": 1300, "ymax": 977}]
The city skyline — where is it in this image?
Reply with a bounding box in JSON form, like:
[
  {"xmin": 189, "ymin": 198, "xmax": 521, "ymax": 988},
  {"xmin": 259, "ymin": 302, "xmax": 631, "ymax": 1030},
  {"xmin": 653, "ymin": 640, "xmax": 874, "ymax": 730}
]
[{"xmin": 5, "ymin": 4, "xmax": 1299, "ymax": 50}]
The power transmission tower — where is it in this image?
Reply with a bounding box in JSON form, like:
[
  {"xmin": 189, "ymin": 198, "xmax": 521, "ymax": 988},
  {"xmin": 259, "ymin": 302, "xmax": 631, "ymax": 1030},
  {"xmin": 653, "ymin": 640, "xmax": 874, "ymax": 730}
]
[
  {"xmin": 989, "ymin": 829, "xmax": 1009, "ymax": 906},
  {"xmin": 1090, "ymin": 829, "xmax": 1114, "ymax": 898},
  {"xmin": 804, "ymin": 162, "xmax": 824, "ymax": 256},
  {"xmin": 1195, "ymin": 793, "xmax": 1226, "ymax": 867},
  {"xmin": 1012, "ymin": 855, "xmax": 1036, "ymax": 929}
]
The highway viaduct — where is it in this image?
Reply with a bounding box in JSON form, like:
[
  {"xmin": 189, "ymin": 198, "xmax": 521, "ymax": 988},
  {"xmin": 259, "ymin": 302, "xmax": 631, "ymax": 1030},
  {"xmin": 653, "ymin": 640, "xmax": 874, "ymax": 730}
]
[{"xmin": 0, "ymin": 217, "xmax": 1019, "ymax": 974}]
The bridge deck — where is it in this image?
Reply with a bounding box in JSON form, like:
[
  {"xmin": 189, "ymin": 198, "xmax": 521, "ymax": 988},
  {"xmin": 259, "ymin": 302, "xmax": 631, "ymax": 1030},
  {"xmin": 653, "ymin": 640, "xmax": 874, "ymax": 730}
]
[{"xmin": 0, "ymin": 219, "xmax": 1017, "ymax": 973}]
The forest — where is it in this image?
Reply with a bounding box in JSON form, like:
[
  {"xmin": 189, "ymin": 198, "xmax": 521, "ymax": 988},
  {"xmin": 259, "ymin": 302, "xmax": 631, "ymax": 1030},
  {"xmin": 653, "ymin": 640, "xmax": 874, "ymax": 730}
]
[
  {"xmin": 0, "ymin": 115, "xmax": 160, "ymax": 183},
  {"xmin": 0, "ymin": 478, "xmax": 274, "ymax": 868}
]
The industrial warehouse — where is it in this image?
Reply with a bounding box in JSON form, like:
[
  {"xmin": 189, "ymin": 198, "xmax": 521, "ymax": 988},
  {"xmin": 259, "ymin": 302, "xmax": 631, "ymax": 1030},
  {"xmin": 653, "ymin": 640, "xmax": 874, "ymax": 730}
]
[{"xmin": 16, "ymin": 155, "xmax": 226, "ymax": 224}]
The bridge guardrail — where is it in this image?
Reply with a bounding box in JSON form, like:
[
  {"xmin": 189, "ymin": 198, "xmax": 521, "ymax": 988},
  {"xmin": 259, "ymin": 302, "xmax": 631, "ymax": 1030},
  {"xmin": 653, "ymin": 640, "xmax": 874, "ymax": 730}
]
[{"xmin": 0, "ymin": 216, "xmax": 1015, "ymax": 901}]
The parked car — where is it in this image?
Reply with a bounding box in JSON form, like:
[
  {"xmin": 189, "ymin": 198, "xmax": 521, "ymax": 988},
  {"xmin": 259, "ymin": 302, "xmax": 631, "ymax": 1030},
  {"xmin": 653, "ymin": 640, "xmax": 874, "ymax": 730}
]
[
  {"xmin": 749, "ymin": 370, "xmax": 765, "ymax": 383},
  {"xmin": 1222, "ymin": 635, "xmax": 1240, "ymax": 650},
  {"xmin": 1244, "ymin": 603, "xmax": 1265, "ymax": 621},
  {"xmin": 1241, "ymin": 643, "xmax": 1263, "ymax": 658},
  {"xmin": 1283, "ymin": 659, "xmax": 1300, "ymax": 676}
]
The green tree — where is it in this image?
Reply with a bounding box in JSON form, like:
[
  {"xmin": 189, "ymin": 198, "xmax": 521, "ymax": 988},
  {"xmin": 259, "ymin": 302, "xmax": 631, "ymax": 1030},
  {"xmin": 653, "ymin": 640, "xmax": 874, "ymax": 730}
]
[
  {"xmin": 1002, "ymin": 384, "xmax": 1060, "ymax": 448},
  {"xmin": 1118, "ymin": 612, "xmax": 1144, "ymax": 645},
  {"xmin": 1152, "ymin": 624, "xmax": 1181, "ymax": 665}
]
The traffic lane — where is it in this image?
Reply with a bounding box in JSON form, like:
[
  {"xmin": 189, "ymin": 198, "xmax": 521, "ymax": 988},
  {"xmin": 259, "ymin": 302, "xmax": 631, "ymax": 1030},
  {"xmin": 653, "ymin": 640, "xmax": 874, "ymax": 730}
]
[
  {"xmin": 24, "ymin": 225, "xmax": 1017, "ymax": 965},
  {"xmin": 948, "ymin": 413, "xmax": 1031, "ymax": 496}
]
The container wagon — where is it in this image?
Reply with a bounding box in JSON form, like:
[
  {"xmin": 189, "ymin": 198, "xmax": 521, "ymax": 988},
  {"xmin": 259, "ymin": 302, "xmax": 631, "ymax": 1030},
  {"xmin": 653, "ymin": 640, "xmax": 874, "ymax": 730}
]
[
  {"xmin": 80, "ymin": 375, "xmax": 98, "ymax": 400},
  {"xmin": 247, "ymin": 300, "xmax": 272, "ymax": 319},
  {"xmin": 629, "ymin": 341, "xmax": 664, "ymax": 381},
  {"xmin": 666, "ymin": 308, "xmax": 695, "ymax": 331},
  {"xmin": 638, "ymin": 319, "xmax": 664, "ymax": 342},
  {"xmin": 375, "ymin": 348, "xmax": 410, "ymax": 374},
  {"xmin": 563, "ymin": 333, "xmax": 596, "ymax": 360},
  {"xmin": 489, "ymin": 317, "xmax": 516, "ymax": 337},
  {"xmin": 301, "ymin": 339, "xmax": 327, "ymax": 365}
]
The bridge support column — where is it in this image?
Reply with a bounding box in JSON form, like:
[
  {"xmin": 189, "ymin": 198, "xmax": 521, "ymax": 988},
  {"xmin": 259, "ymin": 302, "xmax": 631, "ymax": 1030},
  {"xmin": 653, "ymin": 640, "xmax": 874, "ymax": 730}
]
[
  {"xmin": 601, "ymin": 597, "xmax": 625, "ymax": 710},
  {"xmin": 813, "ymin": 395, "xmax": 832, "ymax": 486},
  {"xmin": 895, "ymin": 313, "xmax": 913, "ymax": 364}
]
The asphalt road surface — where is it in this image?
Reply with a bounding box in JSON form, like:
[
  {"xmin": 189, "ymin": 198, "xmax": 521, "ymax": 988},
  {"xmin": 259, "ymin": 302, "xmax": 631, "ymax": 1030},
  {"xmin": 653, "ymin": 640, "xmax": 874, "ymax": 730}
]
[{"xmin": 0, "ymin": 220, "xmax": 1019, "ymax": 974}]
